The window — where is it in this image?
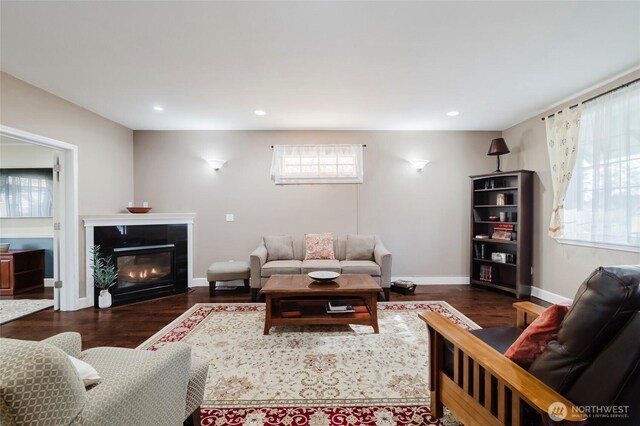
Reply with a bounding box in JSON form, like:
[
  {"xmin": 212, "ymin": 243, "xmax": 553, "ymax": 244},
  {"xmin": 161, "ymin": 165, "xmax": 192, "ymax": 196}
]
[
  {"xmin": 561, "ymin": 81, "xmax": 640, "ymax": 251},
  {"xmin": 270, "ymin": 144, "xmax": 364, "ymax": 184},
  {"xmin": 0, "ymin": 168, "xmax": 53, "ymax": 217}
]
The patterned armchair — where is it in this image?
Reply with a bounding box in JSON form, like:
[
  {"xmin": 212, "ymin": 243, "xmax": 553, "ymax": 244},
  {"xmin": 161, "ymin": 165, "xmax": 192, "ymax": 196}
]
[{"xmin": 0, "ymin": 332, "xmax": 208, "ymax": 426}]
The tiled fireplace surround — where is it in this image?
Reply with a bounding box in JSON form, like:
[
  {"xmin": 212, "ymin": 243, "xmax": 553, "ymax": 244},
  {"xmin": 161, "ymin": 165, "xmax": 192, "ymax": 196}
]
[{"xmin": 83, "ymin": 214, "xmax": 194, "ymax": 307}]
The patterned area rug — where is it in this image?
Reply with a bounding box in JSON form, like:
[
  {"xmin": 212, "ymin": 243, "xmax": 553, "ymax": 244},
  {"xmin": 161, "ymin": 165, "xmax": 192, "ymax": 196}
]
[
  {"xmin": 0, "ymin": 299, "xmax": 54, "ymax": 325},
  {"xmin": 139, "ymin": 302, "xmax": 479, "ymax": 425}
]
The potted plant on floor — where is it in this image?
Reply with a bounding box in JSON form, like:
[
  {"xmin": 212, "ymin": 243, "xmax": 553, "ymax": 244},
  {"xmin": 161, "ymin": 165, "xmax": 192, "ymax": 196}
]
[{"xmin": 90, "ymin": 245, "xmax": 118, "ymax": 308}]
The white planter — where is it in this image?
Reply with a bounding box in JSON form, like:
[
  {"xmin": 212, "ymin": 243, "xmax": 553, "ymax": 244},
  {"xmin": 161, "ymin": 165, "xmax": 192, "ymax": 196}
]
[{"xmin": 98, "ymin": 289, "xmax": 112, "ymax": 308}]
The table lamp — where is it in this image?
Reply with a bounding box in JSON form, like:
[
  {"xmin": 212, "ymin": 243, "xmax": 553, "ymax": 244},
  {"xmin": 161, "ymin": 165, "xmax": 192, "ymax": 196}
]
[{"xmin": 487, "ymin": 138, "xmax": 510, "ymax": 172}]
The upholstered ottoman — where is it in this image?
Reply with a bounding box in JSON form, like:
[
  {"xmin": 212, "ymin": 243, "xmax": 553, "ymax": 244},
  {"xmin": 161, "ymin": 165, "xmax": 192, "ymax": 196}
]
[{"xmin": 207, "ymin": 261, "xmax": 250, "ymax": 296}]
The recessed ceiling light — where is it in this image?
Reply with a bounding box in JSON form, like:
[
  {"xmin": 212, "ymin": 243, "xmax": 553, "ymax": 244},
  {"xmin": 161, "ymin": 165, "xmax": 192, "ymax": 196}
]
[
  {"xmin": 153, "ymin": 106, "xmax": 164, "ymax": 112},
  {"xmin": 254, "ymin": 110, "xmax": 266, "ymax": 116},
  {"xmin": 446, "ymin": 111, "xmax": 459, "ymax": 117}
]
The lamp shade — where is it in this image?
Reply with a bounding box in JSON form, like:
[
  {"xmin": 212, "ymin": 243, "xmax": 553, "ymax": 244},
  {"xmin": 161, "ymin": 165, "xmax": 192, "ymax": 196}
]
[{"xmin": 487, "ymin": 138, "xmax": 510, "ymax": 156}]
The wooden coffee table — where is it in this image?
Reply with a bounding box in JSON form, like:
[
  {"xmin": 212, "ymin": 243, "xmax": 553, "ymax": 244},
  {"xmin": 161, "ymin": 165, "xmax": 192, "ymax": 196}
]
[{"xmin": 259, "ymin": 274, "xmax": 382, "ymax": 335}]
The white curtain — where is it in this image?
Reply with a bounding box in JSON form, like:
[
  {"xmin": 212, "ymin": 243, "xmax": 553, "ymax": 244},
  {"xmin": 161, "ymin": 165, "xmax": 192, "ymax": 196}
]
[
  {"xmin": 0, "ymin": 169, "xmax": 53, "ymax": 217},
  {"xmin": 562, "ymin": 81, "xmax": 640, "ymax": 247},
  {"xmin": 270, "ymin": 144, "xmax": 364, "ymax": 184},
  {"xmin": 546, "ymin": 105, "xmax": 582, "ymax": 237}
]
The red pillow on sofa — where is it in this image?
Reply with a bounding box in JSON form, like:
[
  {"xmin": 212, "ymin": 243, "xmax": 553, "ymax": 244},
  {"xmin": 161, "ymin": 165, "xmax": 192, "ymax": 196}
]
[{"xmin": 504, "ymin": 304, "xmax": 570, "ymax": 369}]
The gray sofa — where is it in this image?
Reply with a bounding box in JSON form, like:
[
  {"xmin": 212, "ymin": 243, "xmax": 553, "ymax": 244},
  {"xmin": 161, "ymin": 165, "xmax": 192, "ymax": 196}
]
[
  {"xmin": 250, "ymin": 234, "xmax": 392, "ymax": 301},
  {"xmin": 0, "ymin": 332, "xmax": 208, "ymax": 426}
]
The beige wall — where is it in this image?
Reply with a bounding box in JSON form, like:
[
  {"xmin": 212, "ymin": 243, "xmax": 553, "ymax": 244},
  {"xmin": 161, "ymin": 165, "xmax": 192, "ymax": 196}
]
[
  {"xmin": 1, "ymin": 72, "xmax": 135, "ymax": 298},
  {"xmin": 502, "ymin": 69, "xmax": 640, "ymax": 299},
  {"xmin": 0, "ymin": 140, "xmax": 55, "ymax": 236},
  {"xmin": 0, "ymin": 72, "xmax": 134, "ymax": 215},
  {"xmin": 134, "ymin": 130, "xmax": 499, "ymax": 279}
]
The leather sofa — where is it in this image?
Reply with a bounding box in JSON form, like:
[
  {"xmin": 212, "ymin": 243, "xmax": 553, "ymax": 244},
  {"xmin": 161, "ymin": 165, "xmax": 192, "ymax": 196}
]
[
  {"xmin": 0, "ymin": 332, "xmax": 208, "ymax": 426},
  {"xmin": 250, "ymin": 234, "xmax": 392, "ymax": 301},
  {"xmin": 421, "ymin": 265, "xmax": 640, "ymax": 425}
]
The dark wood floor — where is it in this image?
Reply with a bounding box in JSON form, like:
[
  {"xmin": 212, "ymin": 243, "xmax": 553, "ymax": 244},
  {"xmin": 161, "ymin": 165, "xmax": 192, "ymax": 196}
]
[{"xmin": 0, "ymin": 285, "xmax": 544, "ymax": 349}]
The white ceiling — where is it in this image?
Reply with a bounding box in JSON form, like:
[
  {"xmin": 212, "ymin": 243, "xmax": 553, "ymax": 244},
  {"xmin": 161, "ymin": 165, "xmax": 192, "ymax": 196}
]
[{"xmin": 1, "ymin": 1, "xmax": 639, "ymax": 131}]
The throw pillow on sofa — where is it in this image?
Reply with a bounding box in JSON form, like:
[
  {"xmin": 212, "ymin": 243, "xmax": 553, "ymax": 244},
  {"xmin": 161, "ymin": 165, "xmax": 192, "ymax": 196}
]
[
  {"xmin": 304, "ymin": 232, "xmax": 335, "ymax": 260},
  {"xmin": 504, "ymin": 304, "xmax": 570, "ymax": 369},
  {"xmin": 67, "ymin": 355, "xmax": 101, "ymax": 387},
  {"xmin": 264, "ymin": 235, "xmax": 294, "ymax": 261},
  {"xmin": 346, "ymin": 234, "xmax": 375, "ymax": 260}
]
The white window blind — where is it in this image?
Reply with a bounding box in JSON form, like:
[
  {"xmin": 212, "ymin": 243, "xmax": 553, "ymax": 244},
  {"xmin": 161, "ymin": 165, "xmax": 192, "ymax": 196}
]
[
  {"xmin": 560, "ymin": 80, "xmax": 640, "ymax": 251},
  {"xmin": 270, "ymin": 144, "xmax": 364, "ymax": 184}
]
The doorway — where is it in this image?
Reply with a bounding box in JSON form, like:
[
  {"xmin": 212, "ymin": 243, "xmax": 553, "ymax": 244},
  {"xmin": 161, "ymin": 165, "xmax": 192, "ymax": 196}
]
[{"xmin": 0, "ymin": 125, "xmax": 78, "ymax": 311}]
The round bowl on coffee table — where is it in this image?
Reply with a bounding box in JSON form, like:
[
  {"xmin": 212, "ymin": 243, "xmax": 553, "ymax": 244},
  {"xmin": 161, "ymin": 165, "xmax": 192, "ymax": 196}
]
[{"xmin": 308, "ymin": 271, "xmax": 340, "ymax": 283}]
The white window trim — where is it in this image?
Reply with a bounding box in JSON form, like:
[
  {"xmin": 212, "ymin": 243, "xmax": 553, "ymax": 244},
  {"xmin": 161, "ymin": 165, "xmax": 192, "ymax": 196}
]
[
  {"xmin": 556, "ymin": 237, "xmax": 640, "ymax": 253},
  {"xmin": 270, "ymin": 144, "xmax": 364, "ymax": 185}
]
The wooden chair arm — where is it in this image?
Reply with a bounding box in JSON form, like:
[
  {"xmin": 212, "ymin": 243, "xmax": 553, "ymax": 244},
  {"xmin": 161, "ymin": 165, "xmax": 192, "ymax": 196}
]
[
  {"xmin": 419, "ymin": 312, "xmax": 586, "ymax": 424},
  {"xmin": 513, "ymin": 301, "xmax": 547, "ymax": 328}
]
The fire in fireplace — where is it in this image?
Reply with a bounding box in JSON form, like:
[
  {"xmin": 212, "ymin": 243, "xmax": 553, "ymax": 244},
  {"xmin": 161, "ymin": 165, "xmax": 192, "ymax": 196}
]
[{"xmin": 111, "ymin": 244, "xmax": 176, "ymax": 300}]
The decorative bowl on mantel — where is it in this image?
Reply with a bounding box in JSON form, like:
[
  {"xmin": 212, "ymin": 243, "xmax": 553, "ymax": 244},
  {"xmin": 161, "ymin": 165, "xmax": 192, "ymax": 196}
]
[{"xmin": 127, "ymin": 207, "xmax": 152, "ymax": 214}]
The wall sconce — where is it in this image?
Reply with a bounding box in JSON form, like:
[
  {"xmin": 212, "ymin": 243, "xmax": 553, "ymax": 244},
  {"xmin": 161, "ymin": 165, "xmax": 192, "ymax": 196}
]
[
  {"xmin": 410, "ymin": 160, "xmax": 430, "ymax": 171},
  {"xmin": 207, "ymin": 159, "xmax": 226, "ymax": 171}
]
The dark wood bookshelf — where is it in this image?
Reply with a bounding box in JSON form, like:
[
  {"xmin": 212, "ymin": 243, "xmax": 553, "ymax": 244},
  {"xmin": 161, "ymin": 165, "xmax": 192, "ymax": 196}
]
[{"xmin": 469, "ymin": 170, "xmax": 533, "ymax": 298}]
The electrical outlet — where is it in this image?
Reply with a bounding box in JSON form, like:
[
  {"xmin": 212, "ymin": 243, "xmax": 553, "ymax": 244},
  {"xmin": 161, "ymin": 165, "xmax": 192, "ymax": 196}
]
[{"xmin": 226, "ymin": 214, "xmax": 234, "ymax": 222}]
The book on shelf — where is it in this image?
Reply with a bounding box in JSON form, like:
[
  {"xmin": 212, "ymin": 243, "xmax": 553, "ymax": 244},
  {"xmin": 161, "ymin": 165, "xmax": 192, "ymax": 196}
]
[
  {"xmin": 326, "ymin": 302, "xmax": 355, "ymax": 313},
  {"xmin": 496, "ymin": 193, "xmax": 514, "ymax": 205},
  {"xmin": 491, "ymin": 230, "xmax": 512, "ymax": 240},
  {"xmin": 475, "ymin": 234, "xmax": 490, "ymax": 239},
  {"xmin": 327, "ymin": 300, "xmax": 354, "ymax": 311},
  {"xmin": 494, "ymin": 224, "xmax": 514, "ymax": 231},
  {"xmin": 479, "ymin": 264, "xmax": 493, "ymax": 282}
]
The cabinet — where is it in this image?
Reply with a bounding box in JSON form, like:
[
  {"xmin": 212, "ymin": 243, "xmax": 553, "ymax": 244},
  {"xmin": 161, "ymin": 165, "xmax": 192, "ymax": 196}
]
[
  {"xmin": 469, "ymin": 170, "xmax": 533, "ymax": 298},
  {"xmin": 0, "ymin": 249, "xmax": 45, "ymax": 296}
]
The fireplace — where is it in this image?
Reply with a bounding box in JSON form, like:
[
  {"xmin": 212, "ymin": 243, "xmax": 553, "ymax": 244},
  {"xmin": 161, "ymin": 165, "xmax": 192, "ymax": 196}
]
[
  {"xmin": 92, "ymin": 223, "xmax": 189, "ymax": 307},
  {"xmin": 113, "ymin": 244, "xmax": 176, "ymax": 295}
]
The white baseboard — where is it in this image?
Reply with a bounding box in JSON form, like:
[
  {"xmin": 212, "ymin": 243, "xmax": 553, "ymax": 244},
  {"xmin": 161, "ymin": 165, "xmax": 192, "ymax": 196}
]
[
  {"xmin": 530, "ymin": 286, "xmax": 573, "ymax": 304},
  {"xmin": 191, "ymin": 278, "xmax": 208, "ymax": 287},
  {"xmin": 392, "ymin": 276, "xmax": 470, "ymax": 285}
]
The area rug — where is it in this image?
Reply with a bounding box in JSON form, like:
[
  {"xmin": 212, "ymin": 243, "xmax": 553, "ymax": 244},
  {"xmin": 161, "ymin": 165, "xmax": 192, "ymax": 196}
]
[
  {"xmin": 139, "ymin": 302, "xmax": 479, "ymax": 426},
  {"xmin": 0, "ymin": 299, "xmax": 54, "ymax": 325}
]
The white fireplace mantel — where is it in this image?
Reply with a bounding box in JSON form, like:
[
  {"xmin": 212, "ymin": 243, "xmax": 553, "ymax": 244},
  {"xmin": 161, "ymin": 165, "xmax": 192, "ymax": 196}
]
[
  {"xmin": 83, "ymin": 213, "xmax": 195, "ymax": 227},
  {"xmin": 82, "ymin": 213, "xmax": 195, "ymax": 309}
]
